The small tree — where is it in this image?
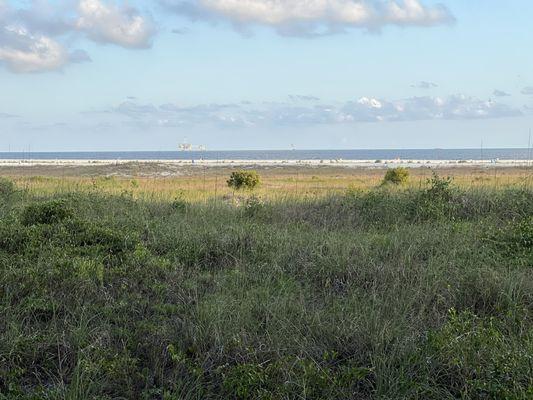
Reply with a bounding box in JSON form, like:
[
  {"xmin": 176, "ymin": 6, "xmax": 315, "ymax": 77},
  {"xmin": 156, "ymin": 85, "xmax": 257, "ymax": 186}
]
[
  {"xmin": 382, "ymin": 167, "xmax": 409, "ymax": 185},
  {"xmin": 227, "ymin": 170, "xmax": 260, "ymax": 191}
]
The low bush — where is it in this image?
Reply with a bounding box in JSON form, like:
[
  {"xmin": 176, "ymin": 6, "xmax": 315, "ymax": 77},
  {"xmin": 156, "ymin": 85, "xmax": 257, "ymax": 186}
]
[
  {"xmin": 71, "ymin": 221, "xmax": 138, "ymax": 255},
  {"xmin": 382, "ymin": 167, "xmax": 409, "ymax": 185},
  {"xmin": 410, "ymin": 173, "xmax": 456, "ymax": 221},
  {"xmin": 20, "ymin": 199, "xmax": 74, "ymax": 226},
  {"xmin": 227, "ymin": 170, "xmax": 261, "ymax": 191}
]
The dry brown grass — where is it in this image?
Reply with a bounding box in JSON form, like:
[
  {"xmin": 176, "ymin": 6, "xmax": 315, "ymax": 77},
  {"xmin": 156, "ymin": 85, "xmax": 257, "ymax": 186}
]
[{"xmin": 2, "ymin": 163, "xmax": 532, "ymax": 201}]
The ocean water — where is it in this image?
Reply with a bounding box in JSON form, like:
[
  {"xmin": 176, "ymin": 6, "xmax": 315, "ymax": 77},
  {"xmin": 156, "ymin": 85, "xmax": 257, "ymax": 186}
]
[{"xmin": 0, "ymin": 148, "xmax": 531, "ymax": 161}]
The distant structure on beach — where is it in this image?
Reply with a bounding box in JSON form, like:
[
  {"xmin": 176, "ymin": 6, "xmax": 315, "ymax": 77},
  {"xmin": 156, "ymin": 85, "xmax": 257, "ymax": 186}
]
[{"xmin": 178, "ymin": 139, "xmax": 206, "ymax": 151}]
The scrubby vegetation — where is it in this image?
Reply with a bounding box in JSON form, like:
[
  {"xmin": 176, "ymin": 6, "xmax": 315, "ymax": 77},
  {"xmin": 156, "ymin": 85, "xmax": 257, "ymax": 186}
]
[
  {"xmin": 382, "ymin": 167, "xmax": 410, "ymax": 185},
  {"xmin": 227, "ymin": 170, "xmax": 261, "ymax": 191},
  {"xmin": 0, "ymin": 175, "xmax": 532, "ymax": 399}
]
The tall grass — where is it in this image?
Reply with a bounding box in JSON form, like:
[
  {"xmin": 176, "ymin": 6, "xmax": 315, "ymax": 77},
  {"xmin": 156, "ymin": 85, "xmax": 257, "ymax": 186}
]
[{"xmin": 0, "ymin": 175, "xmax": 531, "ymax": 399}]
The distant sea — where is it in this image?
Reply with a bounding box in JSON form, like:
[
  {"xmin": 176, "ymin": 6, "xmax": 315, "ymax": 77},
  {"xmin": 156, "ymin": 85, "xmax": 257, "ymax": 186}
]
[{"xmin": 0, "ymin": 149, "xmax": 531, "ymax": 161}]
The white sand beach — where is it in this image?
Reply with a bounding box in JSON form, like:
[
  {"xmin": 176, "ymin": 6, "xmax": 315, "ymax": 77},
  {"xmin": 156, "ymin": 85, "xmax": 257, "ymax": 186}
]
[{"xmin": 0, "ymin": 158, "xmax": 531, "ymax": 168}]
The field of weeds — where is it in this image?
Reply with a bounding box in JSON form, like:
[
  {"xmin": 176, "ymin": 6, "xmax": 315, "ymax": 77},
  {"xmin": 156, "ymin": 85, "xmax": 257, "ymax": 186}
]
[{"xmin": 0, "ymin": 172, "xmax": 532, "ymax": 399}]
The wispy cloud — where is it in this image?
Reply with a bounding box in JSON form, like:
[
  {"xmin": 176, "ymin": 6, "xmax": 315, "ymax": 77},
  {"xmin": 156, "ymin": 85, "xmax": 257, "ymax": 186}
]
[
  {"xmin": 411, "ymin": 81, "xmax": 438, "ymax": 89},
  {"xmin": 0, "ymin": 111, "xmax": 19, "ymax": 118},
  {"xmin": 171, "ymin": 27, "xmax": 189, "ymax": 34},
  {"xmin": 493, "ymin": 89, "xmax": 510, "ymax": 97},
  {"xmin": 92, "ymin": 93, "xmax": 522, "ymax": 130},
  {"xmin": 161, "ymin": 0, "xmax": 455, "ymax": 37},
  {"xmin": 289, "ymin": 95, "xmax": 321, "ymax": 102},
  {"xmin": 521, "ymin": 87, "xmax": 533, "ymax": 95}
]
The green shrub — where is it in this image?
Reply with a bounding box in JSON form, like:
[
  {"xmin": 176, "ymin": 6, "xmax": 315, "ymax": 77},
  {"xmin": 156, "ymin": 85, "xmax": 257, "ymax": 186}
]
[
  {"xmin": 65, "ymin": 219, "xmax": 138, "ymax": 255},
  {"xmin": 20, "ymin": 199, "xmax": 74, "ymax": 226},
  {"xmin": 424, "ymin": 172, "xmax": 454, "ymax": 202},
  {"xmin": 411, "ymin": 173, "xmax": 456, "ymax": 221},
  {"xmin": 382, "ymin": 167, "xmax": 409, "ymax": 185},
  {"xmin": 227, "ymin": 170, "xmax": 260, "ymax": 191}
]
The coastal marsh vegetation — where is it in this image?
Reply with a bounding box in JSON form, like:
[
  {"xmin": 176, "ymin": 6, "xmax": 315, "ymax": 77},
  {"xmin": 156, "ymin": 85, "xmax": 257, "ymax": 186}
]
[
  {"xmin": 1, "ymin": 163, "xmax": 532, "ymax": 202},
  {"xmin": 0, "ymin": 169, "xmax": 532, "ymax": 399}
]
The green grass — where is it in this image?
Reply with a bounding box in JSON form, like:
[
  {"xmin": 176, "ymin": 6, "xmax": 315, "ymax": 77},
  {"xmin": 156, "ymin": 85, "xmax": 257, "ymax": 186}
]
[{"xmin": 0, "ymin": 176, "xmax": 532, "ymax": 399}]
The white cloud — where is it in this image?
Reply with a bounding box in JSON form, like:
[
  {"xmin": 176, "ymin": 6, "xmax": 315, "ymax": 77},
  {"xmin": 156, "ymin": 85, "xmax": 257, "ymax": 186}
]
[
  {"xmin": 343, "ymin": 95, "xmax": 522, "ymax": 121},
  {"xmin": 76, "ymin": 0, "xmax": 155, "ymax": 48},
  {"xmin": 521, "ymin": 87, "xmax": 533, "ymax": 96},
  {"xmin": 385, "ymin": 0, "xmax": 449, "ymax": 25},
  {"xmin": 0, "ymin": 25, "xmax": 69, "ymax": 73},
  {"xmin": 0, "ymin": 0, "xmax": 154, "ymax": 73},
  {"xmin": 163, "ymin": 0, "xmax": 454, "ymax": 36}
]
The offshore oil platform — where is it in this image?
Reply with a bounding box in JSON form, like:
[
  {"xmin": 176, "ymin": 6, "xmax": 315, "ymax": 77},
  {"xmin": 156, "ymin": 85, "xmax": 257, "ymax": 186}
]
[{"xmin": 178, "ymin": 139, "xmax": 206, "ymax": 151}]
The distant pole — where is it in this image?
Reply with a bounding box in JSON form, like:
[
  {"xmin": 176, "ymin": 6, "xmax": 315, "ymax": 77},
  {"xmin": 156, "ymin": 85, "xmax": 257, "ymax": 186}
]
[{"xmin": 527, "ymin": 128, "xmax": 531, "ymax": 167}]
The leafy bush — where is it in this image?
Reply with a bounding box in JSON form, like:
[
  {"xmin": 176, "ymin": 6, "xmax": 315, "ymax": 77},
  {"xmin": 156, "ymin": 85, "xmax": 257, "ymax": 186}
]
[
  {"xmin": 20, "ymin": 199, "xmax": 74, "ymax": 226},
  {"xmin": 382, "ymin": 167, "xmax": 409, "ymax": 185},
  {"xmin": 227, "ymin": 170, "xmax": 260, "ymax": 191},
  {"xmin": 63, "ymin": 219, "xmax": 138, "ymax": 255},
  {"xmin": 424, "ymin": 172, "xmax": 454, "ymax": 202},
  {"xmin": 411, "ymin": 173, "xmax": 456, "ymax": 221}
]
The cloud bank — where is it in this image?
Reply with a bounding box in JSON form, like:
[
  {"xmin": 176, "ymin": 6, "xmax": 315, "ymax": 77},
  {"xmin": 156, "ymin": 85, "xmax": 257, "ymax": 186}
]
[
  {"xmin": 162, "ymin": 0, "xmax": 454, "ymax": 36},
  {"xmin": 0, "ymin": 1, "xmax": 454, "ymax": 73},
  {"xmin": 97, "ymin": 93, "xmax": 522, "ymax": 129}
]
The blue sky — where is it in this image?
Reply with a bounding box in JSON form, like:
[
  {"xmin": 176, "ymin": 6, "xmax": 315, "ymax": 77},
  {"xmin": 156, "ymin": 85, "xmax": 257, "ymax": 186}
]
[{"xmin": 1, "ymin": 0, "xmax": 532, "ymax": 151}]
